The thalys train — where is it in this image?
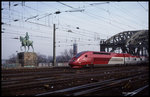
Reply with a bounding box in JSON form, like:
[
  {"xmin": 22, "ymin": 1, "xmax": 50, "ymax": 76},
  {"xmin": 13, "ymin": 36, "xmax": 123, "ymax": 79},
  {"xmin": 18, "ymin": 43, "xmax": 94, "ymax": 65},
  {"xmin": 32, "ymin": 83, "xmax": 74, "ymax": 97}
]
[{"xmin": 68, "ymin": 51, "xmax": 149, "ymax": 68}]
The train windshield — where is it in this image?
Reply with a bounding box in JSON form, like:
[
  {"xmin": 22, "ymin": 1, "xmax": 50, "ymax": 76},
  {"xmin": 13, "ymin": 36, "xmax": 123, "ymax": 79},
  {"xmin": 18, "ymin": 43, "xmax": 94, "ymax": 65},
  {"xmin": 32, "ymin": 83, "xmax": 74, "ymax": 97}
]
[{"xmin": 75, "ymin": 51, "xmax": 86, "ymax": 58}]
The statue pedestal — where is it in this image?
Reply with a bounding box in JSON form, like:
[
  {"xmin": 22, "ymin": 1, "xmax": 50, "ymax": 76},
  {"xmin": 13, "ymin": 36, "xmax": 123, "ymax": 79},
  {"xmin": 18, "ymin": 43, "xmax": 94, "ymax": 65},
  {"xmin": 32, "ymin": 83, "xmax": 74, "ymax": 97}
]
[{"xmin": 18, "ymin": 52, "xmax": 37, "ymax": 67}]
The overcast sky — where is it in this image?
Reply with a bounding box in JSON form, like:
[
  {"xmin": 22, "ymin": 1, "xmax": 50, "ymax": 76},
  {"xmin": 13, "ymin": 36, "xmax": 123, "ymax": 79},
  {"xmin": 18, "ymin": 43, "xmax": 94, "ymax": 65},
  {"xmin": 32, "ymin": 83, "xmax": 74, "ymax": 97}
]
[{"xmin": 2, "ymin": 1, "xmax": 148, "ymax": 59}]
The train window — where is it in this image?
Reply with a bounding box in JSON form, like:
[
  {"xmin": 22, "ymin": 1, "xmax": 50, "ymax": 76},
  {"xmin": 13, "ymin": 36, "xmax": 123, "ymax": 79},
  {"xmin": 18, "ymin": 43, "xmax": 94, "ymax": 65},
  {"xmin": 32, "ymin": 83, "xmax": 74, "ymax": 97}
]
[
  {"xmin": 75, "ymin": 51, "xmax": 86, "ymax": 58},
  {"xmin": 93, "ymin": 52, "xmax": 110, "ymax": 55},
  {"xmin": 85, "ymin": 55, "xmax": 88, "ymax": 57}
]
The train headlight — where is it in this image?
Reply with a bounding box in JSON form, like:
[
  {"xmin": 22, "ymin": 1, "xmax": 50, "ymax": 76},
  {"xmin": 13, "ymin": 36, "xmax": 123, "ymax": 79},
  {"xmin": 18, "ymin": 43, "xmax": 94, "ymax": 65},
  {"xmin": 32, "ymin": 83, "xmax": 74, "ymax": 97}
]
[{"xmin": 72, "ymin": 59, "xmax": 75, "ymax": 62}]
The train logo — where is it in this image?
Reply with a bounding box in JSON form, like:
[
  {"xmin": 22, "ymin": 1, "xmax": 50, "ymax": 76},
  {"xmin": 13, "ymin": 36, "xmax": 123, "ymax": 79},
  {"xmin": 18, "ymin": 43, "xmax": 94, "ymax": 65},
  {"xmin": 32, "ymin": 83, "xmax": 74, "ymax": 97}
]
[{"xmin": 69, "ymin": 51, "xmax": 148, "ymax": 68}]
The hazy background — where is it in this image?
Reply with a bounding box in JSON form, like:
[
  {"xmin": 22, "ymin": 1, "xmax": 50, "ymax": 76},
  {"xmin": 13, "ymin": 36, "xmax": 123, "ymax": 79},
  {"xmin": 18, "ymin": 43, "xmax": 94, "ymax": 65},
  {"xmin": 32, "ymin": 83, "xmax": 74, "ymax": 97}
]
[{"xmin": 2, "ymin": 1, "xmax": 148, "ymax": 59}]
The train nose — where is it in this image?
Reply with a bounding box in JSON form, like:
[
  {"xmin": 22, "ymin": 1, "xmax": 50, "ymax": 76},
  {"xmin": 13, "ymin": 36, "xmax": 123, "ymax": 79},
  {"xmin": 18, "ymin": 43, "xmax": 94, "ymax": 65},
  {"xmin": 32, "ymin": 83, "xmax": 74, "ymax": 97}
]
[
  {"xmin": 69, "ymin": 57, "xmax": 76, "ymax": 62},
  {"xmin": 69, "ymin": 58, "xmax": 77, "ymax": 66},
  {"xmin": 69, "ymin": 60, "xmax": 75, "ymax": 65}
]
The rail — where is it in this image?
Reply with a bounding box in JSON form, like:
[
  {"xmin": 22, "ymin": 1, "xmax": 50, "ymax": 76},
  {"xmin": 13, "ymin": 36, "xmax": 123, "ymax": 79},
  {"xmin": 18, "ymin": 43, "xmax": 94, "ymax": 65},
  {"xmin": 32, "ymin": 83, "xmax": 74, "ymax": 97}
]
[
  {"xmin": 35, "ymin": 73, "xmax": 147, "ymax": 96},
  {"xmin": 123, "ymin": 85, "xmax": 149, "ymax": 96}
]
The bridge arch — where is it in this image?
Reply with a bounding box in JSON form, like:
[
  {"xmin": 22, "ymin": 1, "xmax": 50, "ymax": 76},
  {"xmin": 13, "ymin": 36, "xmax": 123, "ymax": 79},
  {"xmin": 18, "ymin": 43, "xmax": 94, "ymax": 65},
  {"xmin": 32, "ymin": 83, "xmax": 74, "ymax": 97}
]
[{"xmin": 100, "ymin": 30, "xmax": 149, "ymax": 56}]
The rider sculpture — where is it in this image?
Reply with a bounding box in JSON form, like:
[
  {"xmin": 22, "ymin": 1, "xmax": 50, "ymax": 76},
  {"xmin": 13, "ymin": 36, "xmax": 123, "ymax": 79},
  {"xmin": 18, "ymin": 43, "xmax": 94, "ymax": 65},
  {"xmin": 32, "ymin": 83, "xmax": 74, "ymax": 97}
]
[{"xmin": 20, "ymin": 32, "xmax": 34, "ymax": 52}]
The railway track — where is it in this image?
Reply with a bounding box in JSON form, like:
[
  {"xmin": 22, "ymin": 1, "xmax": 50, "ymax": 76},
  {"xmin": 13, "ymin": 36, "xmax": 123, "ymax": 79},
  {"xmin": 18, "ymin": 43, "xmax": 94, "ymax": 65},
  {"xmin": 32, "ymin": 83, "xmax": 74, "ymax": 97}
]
[
  {"xmin": 2, "ymin": 65, "xmax": 146, "ymax": 81},
  {"xmin": 35, "ymin": 73, "xmax": 148, "ymax": 96},
  {"xmin": 2, "ymin": 68, "xmax": 146, "ymax": 89},
  {"xmin": 123, "ymin": 85, "xmax": 149, "ymax": 96},
  {"xmin": 1, "ymin": 65, "xmax": 149, "ymax": 96}
]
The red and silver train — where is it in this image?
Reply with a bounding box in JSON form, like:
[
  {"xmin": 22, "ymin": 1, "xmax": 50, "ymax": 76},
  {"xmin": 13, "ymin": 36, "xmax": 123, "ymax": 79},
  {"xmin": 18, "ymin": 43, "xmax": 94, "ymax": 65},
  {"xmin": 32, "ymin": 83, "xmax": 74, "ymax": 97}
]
[{"xmin": 69, "ymin": 51, "xmax": 149, "ymax": 68}]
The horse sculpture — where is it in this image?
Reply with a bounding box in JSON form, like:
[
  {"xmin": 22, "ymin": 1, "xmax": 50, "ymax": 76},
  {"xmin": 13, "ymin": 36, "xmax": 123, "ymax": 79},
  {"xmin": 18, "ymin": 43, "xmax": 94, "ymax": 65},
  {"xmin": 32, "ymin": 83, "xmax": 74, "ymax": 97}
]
[{"xmin": 20, "ymin": 36, "xmax": 34, "ymax": 52}]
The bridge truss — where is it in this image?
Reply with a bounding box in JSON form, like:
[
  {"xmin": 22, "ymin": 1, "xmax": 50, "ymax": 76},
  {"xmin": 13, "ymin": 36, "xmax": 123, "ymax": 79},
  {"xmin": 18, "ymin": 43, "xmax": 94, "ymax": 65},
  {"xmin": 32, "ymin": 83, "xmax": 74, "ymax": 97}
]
[{"xmin": 100, "ymin": 30, "xmax": 149, "ymax": 56}]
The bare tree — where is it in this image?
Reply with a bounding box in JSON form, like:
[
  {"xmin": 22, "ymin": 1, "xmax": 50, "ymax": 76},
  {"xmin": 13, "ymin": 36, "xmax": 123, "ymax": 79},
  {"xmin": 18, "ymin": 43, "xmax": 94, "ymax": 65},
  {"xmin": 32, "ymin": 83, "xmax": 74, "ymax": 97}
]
[
  {"xmin": 57, "ymin": 49, "xmax": 73, "ymax": 62},
  {"xmin": 47, "ymin": 56, "xmax": 53, "ymax": 63},
  {"xmin": 37, "ymin": 53, "xmax": 47, "ymax": 63},
  {"xmin": 69, "ymin": 49, "xmax": 74, "ymax": 58},
  {"xmin": 8, "ymin": 54, "xmax": 17, "ymax": 63}
]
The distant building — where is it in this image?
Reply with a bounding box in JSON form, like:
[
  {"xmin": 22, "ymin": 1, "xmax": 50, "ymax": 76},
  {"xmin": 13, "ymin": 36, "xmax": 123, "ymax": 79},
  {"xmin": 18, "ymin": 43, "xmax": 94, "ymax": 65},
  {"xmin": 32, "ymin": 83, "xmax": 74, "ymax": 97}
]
[{"xmin": 73, "ymin": 43, "xmax": 77, "ymax": 56}]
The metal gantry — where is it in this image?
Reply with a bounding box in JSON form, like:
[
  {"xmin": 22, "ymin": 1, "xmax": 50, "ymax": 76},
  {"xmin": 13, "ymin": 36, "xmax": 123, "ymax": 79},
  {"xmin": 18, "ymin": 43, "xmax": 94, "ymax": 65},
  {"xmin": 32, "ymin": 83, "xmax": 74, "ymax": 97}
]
[{"xmin": 100, "ymin": 30, "xmax": 149, "ymax": 56}]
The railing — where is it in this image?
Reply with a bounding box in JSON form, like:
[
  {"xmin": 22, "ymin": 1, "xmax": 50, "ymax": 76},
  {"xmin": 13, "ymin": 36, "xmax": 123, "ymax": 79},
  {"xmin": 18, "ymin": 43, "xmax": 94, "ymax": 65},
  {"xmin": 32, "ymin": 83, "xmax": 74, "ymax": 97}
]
[{"xmin": 2, "ymin": 59, "xmax": 69, "ymax": 69}]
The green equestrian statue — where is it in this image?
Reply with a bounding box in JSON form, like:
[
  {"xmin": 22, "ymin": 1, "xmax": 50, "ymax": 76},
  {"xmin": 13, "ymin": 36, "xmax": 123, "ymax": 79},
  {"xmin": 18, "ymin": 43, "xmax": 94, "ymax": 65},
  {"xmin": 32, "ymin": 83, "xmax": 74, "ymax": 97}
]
[{"xmin": 20, "ymin": 32, "xmax": 34, "ymax": 52}]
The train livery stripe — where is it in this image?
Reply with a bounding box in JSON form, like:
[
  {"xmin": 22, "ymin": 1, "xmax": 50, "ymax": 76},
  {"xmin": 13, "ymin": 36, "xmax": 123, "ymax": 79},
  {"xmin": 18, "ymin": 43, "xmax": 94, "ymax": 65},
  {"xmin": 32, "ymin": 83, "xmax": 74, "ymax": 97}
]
[{"xmin": 108, "ymin": 57, "xmax": 124, "ymax": 64}]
